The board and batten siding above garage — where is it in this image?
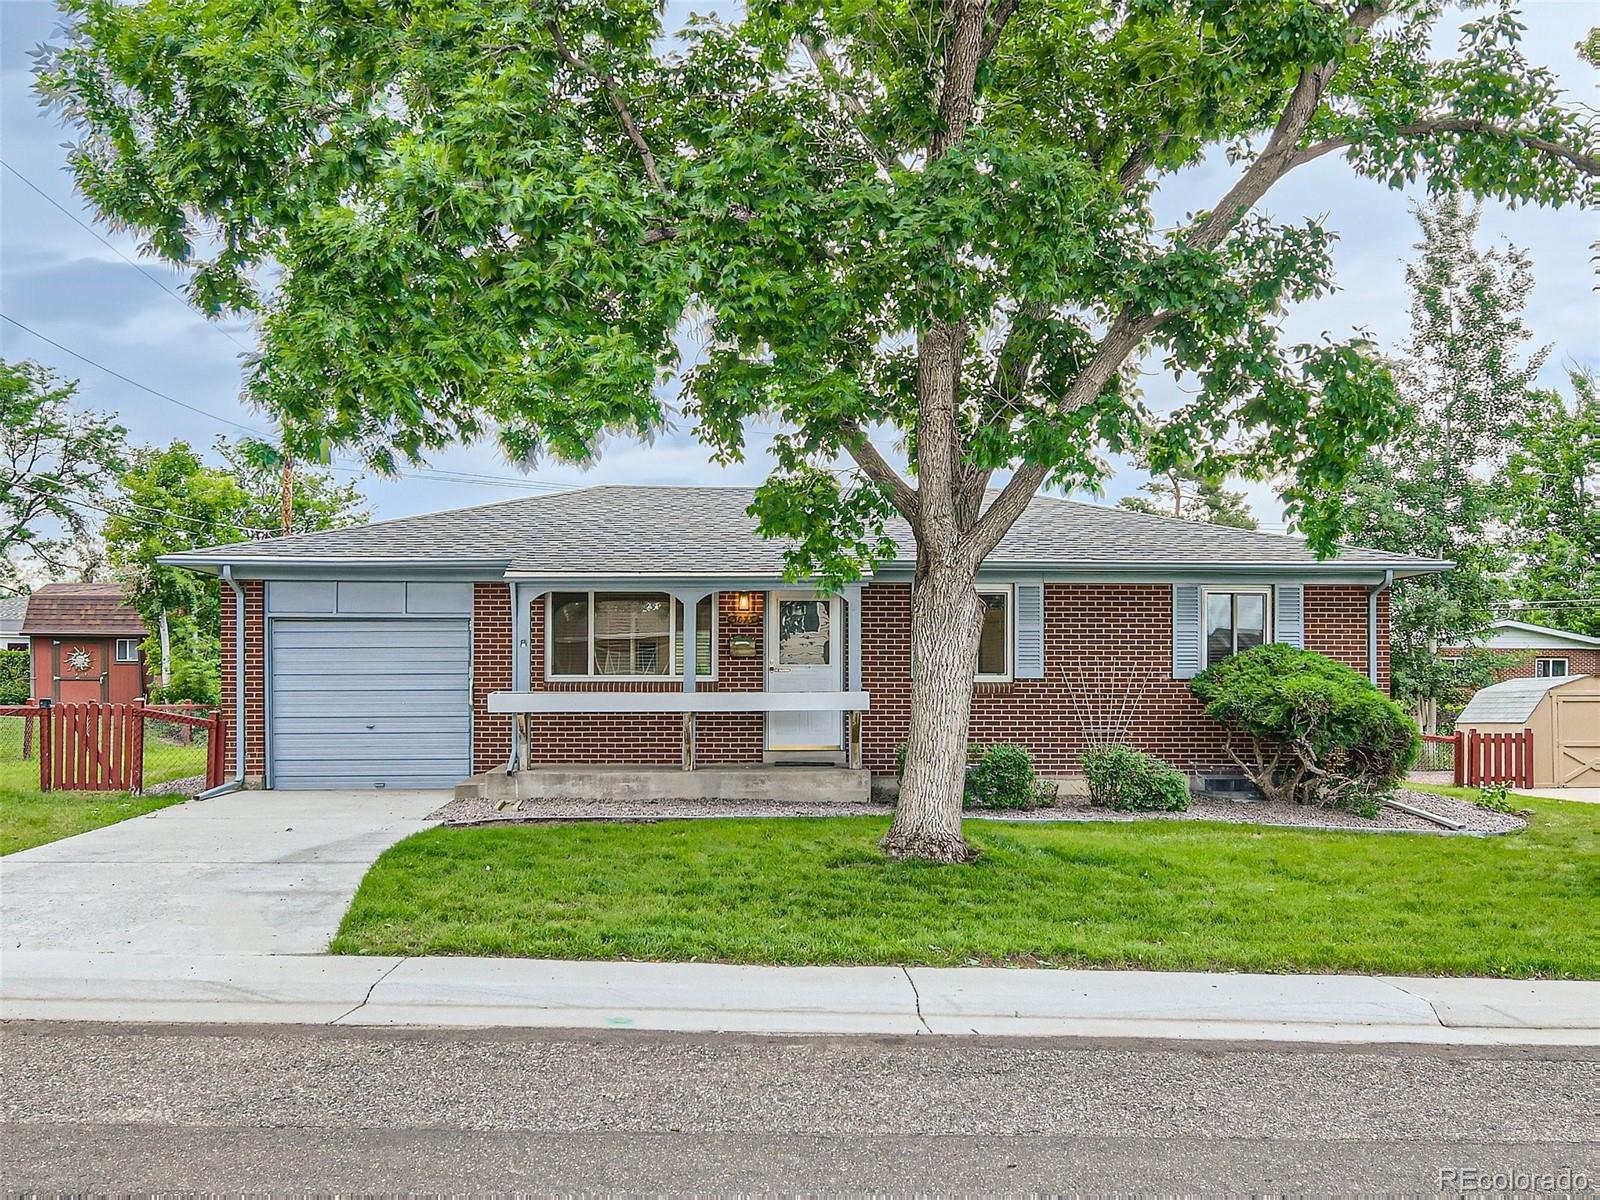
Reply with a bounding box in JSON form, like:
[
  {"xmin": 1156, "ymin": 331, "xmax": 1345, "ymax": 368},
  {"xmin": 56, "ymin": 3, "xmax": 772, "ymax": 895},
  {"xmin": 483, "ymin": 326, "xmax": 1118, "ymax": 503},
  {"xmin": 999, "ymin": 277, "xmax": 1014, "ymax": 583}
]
[{"xmin": 265, "ymin": 581, "xmax": 474, "ymax": 790}]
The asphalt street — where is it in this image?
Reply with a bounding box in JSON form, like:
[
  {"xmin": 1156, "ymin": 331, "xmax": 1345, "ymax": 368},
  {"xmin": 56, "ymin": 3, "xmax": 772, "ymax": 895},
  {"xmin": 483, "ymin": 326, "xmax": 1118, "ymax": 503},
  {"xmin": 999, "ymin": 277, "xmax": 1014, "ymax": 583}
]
[{"xmin": 3, "ymin": 1022, "xmax": 1596, "ymax": 1193}]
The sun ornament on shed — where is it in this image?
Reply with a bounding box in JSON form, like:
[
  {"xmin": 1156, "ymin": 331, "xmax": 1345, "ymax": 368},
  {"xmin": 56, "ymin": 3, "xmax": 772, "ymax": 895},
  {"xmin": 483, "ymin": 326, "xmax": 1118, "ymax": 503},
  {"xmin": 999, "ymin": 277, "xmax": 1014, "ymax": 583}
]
[{"xmin": 66, "ymin": 646, "xmax": 93, "ymax": 673}]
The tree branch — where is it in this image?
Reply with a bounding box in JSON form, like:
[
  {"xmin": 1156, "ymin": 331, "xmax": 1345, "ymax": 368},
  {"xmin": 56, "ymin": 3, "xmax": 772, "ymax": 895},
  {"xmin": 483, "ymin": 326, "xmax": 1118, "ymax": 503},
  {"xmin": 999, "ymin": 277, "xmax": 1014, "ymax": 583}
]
[
  {"xmin": 978, "ymin": 0, "xmax": 1021, "ymax": 62},
  {"xmin": 1292, "ymin": 117, "xmax": 1600, "ymax": 176},
  {"xmin": 801, "ymin": 35, "xmax": 898, "ymax": 173},
  {"xmin": 547, "ymin": 19, "xmax": 665, "ymax": 193},
  {"xmin": 843, "ymin": 426, "xmax": 921, "ymax": 523},
  {"xmin": 930, "ymin": 0, "xmax": 989, "ymax": 159},
  {"xmin": 966, "ymin": 308, "xmax": 1171, "ymax": 560},
  {"xmin": 1188, "ymin": 1, "xmax": 1389, "ymax": 251}
]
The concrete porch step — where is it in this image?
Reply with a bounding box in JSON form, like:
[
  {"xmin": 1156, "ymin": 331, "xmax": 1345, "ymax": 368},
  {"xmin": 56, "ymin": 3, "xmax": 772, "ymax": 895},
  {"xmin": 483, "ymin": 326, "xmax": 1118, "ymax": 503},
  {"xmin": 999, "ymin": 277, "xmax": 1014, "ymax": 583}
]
[{"xmin": 456, "ymin": 764, "xmax": 871, "ymax": 805}]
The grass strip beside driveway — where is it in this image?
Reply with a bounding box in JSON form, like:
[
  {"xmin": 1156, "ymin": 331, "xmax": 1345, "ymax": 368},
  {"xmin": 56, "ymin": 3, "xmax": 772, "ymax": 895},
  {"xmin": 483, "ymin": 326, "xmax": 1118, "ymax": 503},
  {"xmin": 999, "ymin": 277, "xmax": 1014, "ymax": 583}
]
[
  {"xmin": 0, "ymin": 787, "xmax": 181, "ymax": 856},
  {"xmin": 332, "ymin": 794, "xmax": 1599, "ymax": 979}
]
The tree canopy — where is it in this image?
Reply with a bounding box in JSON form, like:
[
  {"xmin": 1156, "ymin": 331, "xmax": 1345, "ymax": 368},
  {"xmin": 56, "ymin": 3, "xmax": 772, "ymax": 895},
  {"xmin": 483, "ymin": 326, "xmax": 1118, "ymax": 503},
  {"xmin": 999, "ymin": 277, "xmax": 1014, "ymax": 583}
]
[
  {"xmin": 38, "ymin": 0, "xmax": 1597, "ymax": 571},
  {"xmin": 1338, "ymin": 195, "xmax": 1544, "ymax": 727},
  {"xmin": 0, "ymin": 358, "xmax": 126, "ymax": 596},
  {"xmin": 105, "ymin": 439, "xmax": 368, "ymax": 701},
  {"xmin": 1504, "ymin": 372, "xmax": 1600, "ymax": 637}
]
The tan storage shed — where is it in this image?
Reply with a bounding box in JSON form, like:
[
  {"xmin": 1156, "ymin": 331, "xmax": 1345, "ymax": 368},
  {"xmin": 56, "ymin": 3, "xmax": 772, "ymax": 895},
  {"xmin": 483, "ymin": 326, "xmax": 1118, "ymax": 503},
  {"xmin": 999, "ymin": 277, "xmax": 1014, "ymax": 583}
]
[{"xmin": 1455, "ymin": 674, "xmax": 1600, "ymax": 788}]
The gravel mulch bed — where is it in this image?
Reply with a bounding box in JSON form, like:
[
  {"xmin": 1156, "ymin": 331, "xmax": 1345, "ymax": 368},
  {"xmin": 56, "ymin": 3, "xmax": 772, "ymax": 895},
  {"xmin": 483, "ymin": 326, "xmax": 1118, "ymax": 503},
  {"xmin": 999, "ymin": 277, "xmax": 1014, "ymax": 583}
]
[
  {"xmin": 431, "ymin": 787, "xmax": 1526, "ymax": 836},
  {"xmin": 143, "ymin": 774, "xmax": 207, "ymax": 797}
]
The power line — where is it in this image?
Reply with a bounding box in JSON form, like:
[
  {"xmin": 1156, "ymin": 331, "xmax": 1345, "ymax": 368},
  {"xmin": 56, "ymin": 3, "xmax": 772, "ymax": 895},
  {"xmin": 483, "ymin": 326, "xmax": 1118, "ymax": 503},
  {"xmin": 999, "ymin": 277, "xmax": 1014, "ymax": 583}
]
[
  {"xmin": 12, "ymin": 478, "xmax": 279, "ymax": 538},
  {"xmin": 0, "ymin": 159, "xmax": 255, "ymax": 354},
  {"xmin": 1, "ymin": 313, "xmax": 575, "ymax": 494},
  {"xmin": 1, "ymin": 312, "xmax": 267, "ymax": 436}
]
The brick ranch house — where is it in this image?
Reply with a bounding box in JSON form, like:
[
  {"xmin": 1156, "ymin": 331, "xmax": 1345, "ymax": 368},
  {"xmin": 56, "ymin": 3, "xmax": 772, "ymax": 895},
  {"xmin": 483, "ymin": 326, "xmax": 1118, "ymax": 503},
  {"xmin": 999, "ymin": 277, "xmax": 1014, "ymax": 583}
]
[
  {"xmin": 1445, "ymin": 619, "xmax": 1600, "ymax": 683},
  {"xmin": 19, "ymin": 582, "xmax": 150, "ymax": 704},
  {"xmin": 159, "ymin": 485, "xmax": 1444, "ymax": 795}
]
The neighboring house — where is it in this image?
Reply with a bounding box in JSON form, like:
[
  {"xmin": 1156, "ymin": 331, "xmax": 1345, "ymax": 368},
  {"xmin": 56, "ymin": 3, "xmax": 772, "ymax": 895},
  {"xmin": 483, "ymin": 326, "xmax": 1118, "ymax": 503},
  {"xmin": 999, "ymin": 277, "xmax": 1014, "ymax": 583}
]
[
  {"xmin": 158, "ymin": 485, "xmax": 1445, "ymax": 792},
  {"xmin": 0, "ymin": 597, "xmax": 27, "ymax": 652},
  {"xmin": 1456, "ymin": 674, "xmax": 1600, "ymax": 789},
  {"xmin": 20, "ymin": 583, "xmax": 150, "ymax": 704},
  {"xmin": 1448, "ymin": 620, "xmax": 1600, "ymax": 682}
]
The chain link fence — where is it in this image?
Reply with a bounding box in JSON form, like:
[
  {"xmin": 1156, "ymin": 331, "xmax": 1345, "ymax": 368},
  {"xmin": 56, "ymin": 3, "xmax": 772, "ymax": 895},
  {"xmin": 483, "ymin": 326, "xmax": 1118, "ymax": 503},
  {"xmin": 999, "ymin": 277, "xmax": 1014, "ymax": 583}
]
[
  {"xmin": 0, "ymin": 703, "xmax": 216, "ymax": 796},
  {"xmin": 136, "ymin": 703, "xmax": 215, "ymax": 795},
  {"xmin": 0, "ymin": 709, "xmax": 44, "ymax": 792}
]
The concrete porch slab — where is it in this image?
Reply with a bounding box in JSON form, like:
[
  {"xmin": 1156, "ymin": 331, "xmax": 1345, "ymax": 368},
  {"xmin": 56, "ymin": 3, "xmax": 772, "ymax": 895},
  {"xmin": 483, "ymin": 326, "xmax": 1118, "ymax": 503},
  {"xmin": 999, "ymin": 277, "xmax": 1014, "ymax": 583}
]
[{"xmin": 457, "ymin": 764, "xmax": 871, "ymax": 805}]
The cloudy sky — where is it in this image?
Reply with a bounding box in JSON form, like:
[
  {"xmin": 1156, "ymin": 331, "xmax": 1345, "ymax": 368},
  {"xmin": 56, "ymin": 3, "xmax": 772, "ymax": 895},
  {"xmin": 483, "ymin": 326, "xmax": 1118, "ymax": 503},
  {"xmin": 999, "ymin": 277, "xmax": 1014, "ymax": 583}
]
[{"xmin": 2, "ymin": 0, "xmax": 1595, "ymax": 531}]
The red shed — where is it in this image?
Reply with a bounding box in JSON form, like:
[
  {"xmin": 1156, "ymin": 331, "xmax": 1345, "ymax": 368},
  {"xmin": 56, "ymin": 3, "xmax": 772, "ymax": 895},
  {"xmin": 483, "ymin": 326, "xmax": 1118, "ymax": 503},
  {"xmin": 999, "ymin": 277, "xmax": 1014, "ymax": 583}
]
[{"xmin": 20, "ymin": 583, "xmax": 150, "ymax": 704}]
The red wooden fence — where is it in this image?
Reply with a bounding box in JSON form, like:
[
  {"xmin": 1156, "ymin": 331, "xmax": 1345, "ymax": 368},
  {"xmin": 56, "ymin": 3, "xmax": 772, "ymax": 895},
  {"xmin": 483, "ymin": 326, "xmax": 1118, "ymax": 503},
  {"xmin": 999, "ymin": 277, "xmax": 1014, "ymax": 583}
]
[
  {"xmin": 1428, "ymin": 728, "xmax": 1534, "ymax": 788},
  {"xmin": 2, "ymin": 701, "xmax": 227, "ymax": 794}
]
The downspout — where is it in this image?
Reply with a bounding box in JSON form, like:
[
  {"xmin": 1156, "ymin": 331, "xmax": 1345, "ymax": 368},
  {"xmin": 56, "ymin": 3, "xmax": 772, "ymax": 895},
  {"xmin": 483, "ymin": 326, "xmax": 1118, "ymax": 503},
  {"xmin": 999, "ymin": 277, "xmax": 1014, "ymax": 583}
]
[
  {"xmin": 1367, "ymin": 569, "xmax": 1394, "ymax": 690},
  {"xmin": 199, "ymin": 564, "xmax": 247, "ymax": 798}
]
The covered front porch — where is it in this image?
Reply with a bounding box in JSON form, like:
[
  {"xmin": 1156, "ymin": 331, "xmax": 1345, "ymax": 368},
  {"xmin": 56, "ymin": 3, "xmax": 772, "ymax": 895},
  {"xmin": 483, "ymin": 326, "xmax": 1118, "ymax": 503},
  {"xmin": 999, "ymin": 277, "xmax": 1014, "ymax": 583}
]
[{"xmin": 483, "ymin": 580, "xmax": 872, "ymax": 789}]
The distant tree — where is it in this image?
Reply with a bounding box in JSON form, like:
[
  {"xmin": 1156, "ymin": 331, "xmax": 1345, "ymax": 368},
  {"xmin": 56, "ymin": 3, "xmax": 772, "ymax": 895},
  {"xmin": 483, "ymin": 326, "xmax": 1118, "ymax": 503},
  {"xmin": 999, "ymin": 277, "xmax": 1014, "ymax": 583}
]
[
  {"xmin": 1503, "ymin": 372, "xmax": 1600, "ymax": 636},
  {"xmin": 0, "ymin": 359, "xmax": 125, "ymax": 595},
  {"xmin": 104, "ymin": 439, "xmax": 368, "ymax": 701},
  {"xmin": 1119, "ymin": 466, "xmax": 1258, "ymax": 529},
  {"xmin": 39, "ymin": 0, "xmax": 1599, "ymax": 859},
  {"xmin": 1338, "ymin": 196, "xmax": 1545, "ymax": 730}
]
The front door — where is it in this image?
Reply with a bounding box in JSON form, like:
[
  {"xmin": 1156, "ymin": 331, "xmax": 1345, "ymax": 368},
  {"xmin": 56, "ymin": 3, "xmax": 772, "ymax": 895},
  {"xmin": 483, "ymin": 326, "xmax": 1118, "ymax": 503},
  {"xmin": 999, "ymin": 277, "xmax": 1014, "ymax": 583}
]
[{"xmin": 766, "ymin": 591, "xmax": 843, "ymax": 751}]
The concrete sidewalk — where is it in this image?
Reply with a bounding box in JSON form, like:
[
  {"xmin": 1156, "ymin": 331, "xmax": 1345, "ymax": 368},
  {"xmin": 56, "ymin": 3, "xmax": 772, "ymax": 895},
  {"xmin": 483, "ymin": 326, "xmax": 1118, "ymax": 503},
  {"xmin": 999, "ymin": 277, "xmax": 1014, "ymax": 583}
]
[{"xmin": 3, "ymin": 951, "xmax": 1595, "ymax": 1045}]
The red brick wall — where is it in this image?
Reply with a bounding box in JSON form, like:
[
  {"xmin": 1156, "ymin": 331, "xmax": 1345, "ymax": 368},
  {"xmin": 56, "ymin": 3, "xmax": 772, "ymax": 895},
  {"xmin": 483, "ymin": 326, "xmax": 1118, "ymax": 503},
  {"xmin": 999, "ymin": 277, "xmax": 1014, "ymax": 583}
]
[
  {"xmin": 220, "ymin": 578, "xmax": 1388, "ymax": 782},
  {"xmin": 860, "ymin": 582, "xmax": 1388, "ymax": 777},
  {"xmin": 518, "ymin": 591, "xmax": 767, "ymax": 766},
  {"xmin": 218, "ymin": 578, "xmax": 266, "ymax": 781},
  {"xmin": 471, "ymin": 583, "xmax": 514, "ymax": 773},
  {"xmin": 1450, "ymin": 646, "xmax": 1600, "ymax": 683},
  {"xmin": 1304, "ymin": 585, "xmax": 1388, "ymax": 686}
]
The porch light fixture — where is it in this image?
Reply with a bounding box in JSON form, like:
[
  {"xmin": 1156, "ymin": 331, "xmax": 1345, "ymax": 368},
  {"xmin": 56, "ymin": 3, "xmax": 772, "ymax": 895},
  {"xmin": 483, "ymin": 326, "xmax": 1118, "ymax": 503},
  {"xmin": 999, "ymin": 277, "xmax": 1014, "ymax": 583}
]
[{"xmin": 731, "ymin": 591, "xmax": 758, "ymax": 625}]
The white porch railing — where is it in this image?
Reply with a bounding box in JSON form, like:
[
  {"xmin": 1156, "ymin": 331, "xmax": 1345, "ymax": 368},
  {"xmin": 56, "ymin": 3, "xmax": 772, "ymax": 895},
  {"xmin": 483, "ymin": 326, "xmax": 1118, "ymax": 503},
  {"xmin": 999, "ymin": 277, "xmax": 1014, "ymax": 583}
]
[{"xmin": 489, "ymin": 689, "xmax": 870, "ymax": 772}]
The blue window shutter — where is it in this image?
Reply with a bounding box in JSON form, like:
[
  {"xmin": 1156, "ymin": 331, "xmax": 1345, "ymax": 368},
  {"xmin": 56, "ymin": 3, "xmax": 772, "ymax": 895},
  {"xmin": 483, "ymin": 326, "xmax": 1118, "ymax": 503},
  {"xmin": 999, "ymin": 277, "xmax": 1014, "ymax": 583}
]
[
  {"xmin": 1014, "ymin": 581, "xmax": 1045, "ymax": 679},
  {"xmin": 1275, "ymin": 583, "xmax": 1305, "ymax": 649},
  {"xmin": 1172, "ymin": 584, "xmax": 1202, "ymax": 679}
]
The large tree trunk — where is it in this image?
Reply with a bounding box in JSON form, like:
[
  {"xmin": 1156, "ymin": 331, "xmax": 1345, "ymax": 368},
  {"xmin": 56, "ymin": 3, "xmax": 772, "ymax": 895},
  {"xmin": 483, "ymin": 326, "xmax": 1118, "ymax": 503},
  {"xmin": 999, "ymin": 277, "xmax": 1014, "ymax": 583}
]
[{"xmin": 882, "ymin": 559, "xmax": 984, "ymax": 863}]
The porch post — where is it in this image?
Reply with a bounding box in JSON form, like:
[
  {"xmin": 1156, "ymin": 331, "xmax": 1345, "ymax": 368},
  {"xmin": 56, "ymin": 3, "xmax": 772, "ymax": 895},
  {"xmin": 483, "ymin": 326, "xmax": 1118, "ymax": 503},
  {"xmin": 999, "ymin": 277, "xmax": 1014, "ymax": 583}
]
[
  {"xmin": 681, "ymin": 592, "xmax": 697, "ymax": 695},
  {"xmin": 505, "ymin": 581, "xmax": 540, "ymax": 774},
  {"xmin": 845, "ymin": 583, "xmax": 863, "ymax": 769},
  {"xmin": 845, "ymin": 583, "xmax": 863, "ymax": 693}
]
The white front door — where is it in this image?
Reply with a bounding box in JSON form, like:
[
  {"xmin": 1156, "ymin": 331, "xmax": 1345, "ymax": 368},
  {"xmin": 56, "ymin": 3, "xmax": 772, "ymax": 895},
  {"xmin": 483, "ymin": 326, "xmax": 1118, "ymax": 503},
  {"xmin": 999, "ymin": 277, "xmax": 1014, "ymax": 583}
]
[{"xmin": 766, "ymin": 591, "xmax": 843, "ymax": 751}]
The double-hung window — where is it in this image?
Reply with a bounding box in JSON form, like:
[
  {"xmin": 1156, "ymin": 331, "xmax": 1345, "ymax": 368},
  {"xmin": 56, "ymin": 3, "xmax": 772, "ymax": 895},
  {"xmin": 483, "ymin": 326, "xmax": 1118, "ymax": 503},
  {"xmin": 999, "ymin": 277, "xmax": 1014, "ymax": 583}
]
[
  {"xmin": 976, "ymin": 587, "xmax": 1011, "ymax": 680},
  {"xmin": 1203, "ymin": 588, "xmax": 1271, "ymax": 668},
  {"xmin": 1535, "ymin": 657, "xmax": 1569, "ymax": 678},
  {"xmin": 113, "ymin": 638, "xmax": 139, "ymax": 663},
  {"xmin": 548, "ymin": 592, "xmax": 715, "ymax": 680}
]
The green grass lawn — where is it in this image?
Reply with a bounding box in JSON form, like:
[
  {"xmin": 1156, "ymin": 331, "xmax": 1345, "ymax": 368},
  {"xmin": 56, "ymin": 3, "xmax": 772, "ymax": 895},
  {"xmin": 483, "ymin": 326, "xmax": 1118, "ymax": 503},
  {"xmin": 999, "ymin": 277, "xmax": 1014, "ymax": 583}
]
[
  {"xmin": 331, "ymin": 789, "xmax": 1600, "ymax": 978},
  {"xmin": 0, "ymin": 718, "xmax": 190, "ymax": 855}
]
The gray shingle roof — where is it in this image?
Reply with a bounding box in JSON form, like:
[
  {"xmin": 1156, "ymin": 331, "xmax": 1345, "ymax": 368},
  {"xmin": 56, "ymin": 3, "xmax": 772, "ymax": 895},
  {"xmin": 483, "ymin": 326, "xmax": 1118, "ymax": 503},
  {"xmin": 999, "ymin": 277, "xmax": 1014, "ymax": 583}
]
[
  {"xmin": 160, "ymin": 485, "xmax": 1447, "ymax": 577},
  {"xmin": 1457, "ymin": 674, "xmax": 1590, "ymax": 724}
]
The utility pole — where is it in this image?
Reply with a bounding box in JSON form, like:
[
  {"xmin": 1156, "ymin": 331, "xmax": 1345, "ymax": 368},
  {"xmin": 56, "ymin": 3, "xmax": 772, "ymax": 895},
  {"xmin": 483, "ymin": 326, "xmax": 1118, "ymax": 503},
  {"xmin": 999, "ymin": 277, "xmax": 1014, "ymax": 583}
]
[{"xmin": 280, "ymin": 446, "xmax": 293, "ymax": 535}]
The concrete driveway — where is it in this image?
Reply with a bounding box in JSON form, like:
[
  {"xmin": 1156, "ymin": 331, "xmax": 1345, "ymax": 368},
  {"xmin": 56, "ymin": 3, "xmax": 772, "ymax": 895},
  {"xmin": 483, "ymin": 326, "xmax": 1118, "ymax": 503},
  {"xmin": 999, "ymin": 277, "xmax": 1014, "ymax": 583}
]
[{"xmin": 1, "ymin": 790, "xmax": 441, "ymax": 955}]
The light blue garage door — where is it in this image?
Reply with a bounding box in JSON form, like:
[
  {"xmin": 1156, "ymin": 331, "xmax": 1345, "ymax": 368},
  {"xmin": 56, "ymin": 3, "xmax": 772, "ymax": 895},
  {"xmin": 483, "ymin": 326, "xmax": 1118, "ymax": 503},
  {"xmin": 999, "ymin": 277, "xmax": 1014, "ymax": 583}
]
[{"xmin": 268, "ymin": 618, "xmax": 471, "ymax": 789}]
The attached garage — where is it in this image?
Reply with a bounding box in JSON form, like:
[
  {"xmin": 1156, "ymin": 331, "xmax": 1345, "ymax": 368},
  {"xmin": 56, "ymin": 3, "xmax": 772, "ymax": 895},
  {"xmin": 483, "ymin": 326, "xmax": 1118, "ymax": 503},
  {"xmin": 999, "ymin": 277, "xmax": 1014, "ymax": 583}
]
[
  {"xmin": 265, "ymin": 581, "xmax": 474, "ymax": 790},
  {"xmin": 1456, "ymin": 673, "xmax": 1600, "ymax": 789}
]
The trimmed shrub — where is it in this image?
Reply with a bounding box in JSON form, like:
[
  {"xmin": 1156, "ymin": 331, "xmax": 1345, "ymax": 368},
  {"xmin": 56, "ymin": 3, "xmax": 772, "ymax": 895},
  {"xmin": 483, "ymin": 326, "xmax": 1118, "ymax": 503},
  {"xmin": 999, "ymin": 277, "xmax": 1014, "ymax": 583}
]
[
  {"xmin": 966, "ymin": 743, "xmax": 1056, "ymax": 810},
  {"xmin": 0, "ymin": 649, "xmax": 29, "ymax": 705},
  {"xmin": 1190, "ymin": 644, "xmax": 1418, "ymax": 811},
  {"xmin": 1082, "ymin": 745, "xmax": 1191, "ymax": 812}
]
